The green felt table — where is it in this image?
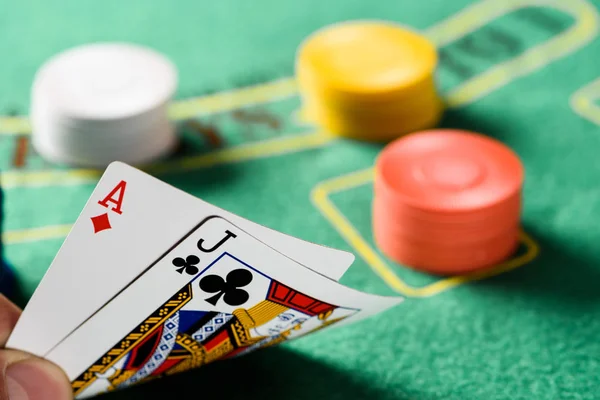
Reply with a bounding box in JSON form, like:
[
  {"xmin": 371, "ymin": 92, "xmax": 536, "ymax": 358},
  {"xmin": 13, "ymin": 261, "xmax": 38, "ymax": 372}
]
[{"xmin": 1, "ymin": 0, "xmax": 600, "ymax": 399}]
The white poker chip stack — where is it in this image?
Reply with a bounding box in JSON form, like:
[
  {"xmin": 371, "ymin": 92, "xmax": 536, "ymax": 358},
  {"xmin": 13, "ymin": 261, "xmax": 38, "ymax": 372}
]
[{"xmin": 31, "ymin": 43, "xmax": 178, "ymax": 168}]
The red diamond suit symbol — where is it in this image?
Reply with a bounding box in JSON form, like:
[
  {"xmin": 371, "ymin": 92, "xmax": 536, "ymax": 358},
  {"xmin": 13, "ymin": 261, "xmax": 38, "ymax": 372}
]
[{"xmin": 91, "ymin": 213, "xmax": 112, "ymax": 233}]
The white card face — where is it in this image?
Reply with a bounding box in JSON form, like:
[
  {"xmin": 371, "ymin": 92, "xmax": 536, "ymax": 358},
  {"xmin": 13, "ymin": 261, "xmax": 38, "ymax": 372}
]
[
  {"xmin": 7, "ymin": 162, "xmax": 354, "ymax": 357},
  {"xmin": 44, "ymin": 216, "xmax": 402, "ymax": 399}
]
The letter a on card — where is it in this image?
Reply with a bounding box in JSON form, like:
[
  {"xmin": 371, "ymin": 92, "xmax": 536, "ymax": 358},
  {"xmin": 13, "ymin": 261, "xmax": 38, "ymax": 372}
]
[{"xmin": 91, "ymin": 180, "xmax": 127, "ymax": 233}]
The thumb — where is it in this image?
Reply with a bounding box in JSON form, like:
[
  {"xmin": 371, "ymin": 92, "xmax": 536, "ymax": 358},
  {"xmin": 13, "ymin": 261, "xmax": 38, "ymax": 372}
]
[
  {"xmin": 2, "ymin": 350, "xmax": 72, "ymax": 400},
  {"xmin": 0, "ymin": 294, "xmax": 72, "ymax": 400}
]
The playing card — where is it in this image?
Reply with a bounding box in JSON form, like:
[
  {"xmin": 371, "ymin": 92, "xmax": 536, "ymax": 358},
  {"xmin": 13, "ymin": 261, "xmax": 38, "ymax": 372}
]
[
  {"xmin": 7, "ymin": 162, "xmax": 354, "ymax": 357},
  {"xmin": 44, "ymin": 216, "xmax": 402, "ymax": 399}
]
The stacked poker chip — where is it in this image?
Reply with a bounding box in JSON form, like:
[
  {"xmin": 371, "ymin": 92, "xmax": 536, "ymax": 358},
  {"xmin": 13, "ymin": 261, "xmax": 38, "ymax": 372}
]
[
  {"xmin": 295, "ymin": 20, "xmax": 443, "ymax": 142},
  {"xmin": 31, "ymin": 43, "xmax": 178, "ymax": 168},
  {"xmin": 373, "ymin": 129, "xmax": 524, "ymax": 275}
]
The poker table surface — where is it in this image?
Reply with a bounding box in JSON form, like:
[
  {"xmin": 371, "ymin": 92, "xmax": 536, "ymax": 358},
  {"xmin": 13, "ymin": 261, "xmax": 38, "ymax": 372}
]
[{"xmin": 1, "ymin": 0, "xmax": 600, "ymax": 399}]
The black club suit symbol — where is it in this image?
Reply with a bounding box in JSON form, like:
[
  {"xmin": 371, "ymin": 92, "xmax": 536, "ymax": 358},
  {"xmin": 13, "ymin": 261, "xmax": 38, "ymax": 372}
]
[
  {"xmin": 172, "ymin": 255, "xmax": 200, "ymax": 275},
  {"xmin": 199, "ymin": 269, "xmax": 253, "ymax": 306}
]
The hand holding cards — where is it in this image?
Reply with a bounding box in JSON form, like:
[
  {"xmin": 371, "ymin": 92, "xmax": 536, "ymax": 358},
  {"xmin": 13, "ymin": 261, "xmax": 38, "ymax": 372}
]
[{"xmin": 6, "ymin": 162, "xmax": 403, "ymax": 399}]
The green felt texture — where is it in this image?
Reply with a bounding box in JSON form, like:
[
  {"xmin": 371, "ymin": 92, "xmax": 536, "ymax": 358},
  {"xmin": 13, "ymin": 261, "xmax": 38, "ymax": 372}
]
[{"xmin": 1, "ymin": 0, "xmax": 600, "ymax": 399}]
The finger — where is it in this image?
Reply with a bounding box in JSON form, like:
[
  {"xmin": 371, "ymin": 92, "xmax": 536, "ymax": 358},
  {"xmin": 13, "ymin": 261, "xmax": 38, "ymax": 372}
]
[
  {"xmin": 0, "ymin": 295, "xmax": 21, "ymax": 347},
  {"xmin": 1, "ymin": 349, "xmax": 72, "ymax": 400}
]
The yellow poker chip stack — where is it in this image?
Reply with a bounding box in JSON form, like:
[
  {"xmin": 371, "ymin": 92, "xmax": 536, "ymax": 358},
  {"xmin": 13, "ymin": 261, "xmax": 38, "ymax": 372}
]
[{"xmin": 296, "ymin": 21, "xmax": 443, "ymax": 142}]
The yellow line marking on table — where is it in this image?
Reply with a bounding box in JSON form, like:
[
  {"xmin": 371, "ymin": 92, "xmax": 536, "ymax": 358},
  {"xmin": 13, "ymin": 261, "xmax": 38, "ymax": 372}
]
[
  {"xmin": 169, "ymin": 79, "xmax": 298, "ymax": 120},
  {"xmin": 311, "ymin": 169, "xmax": 540, "ymax": 298},
  {"xmin": 570, "ymin": 76, "xmax": 600, "ymax": 125},
  {"xmin": 1, "ymin": 130, "xmax": 334, "ymax": 189},
  {"xmin": 4, "ymin": 224, "xmax": 72, "ymax": 245},
  {"xmin": 433, "ymin": 0, "xmax": 599, "ymax": 107}
]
